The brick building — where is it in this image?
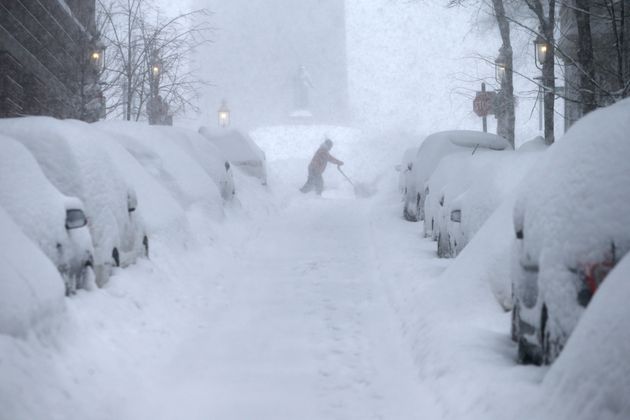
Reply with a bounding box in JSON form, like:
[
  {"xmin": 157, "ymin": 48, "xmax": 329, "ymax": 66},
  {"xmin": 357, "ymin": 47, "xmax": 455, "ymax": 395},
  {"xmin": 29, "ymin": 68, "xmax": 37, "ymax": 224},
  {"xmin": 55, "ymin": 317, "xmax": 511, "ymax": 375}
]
[{"xmin": 0, "ymin": 0, "xmax": 103, "ymax": 121}]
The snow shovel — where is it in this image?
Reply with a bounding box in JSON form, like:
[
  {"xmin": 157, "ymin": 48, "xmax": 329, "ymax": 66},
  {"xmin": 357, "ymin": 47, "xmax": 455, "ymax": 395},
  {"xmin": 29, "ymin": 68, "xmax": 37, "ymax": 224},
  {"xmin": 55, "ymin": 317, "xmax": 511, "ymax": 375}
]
[{"xmin": 337, "ymin": 166, "xmax": 377, "ymax": 198}]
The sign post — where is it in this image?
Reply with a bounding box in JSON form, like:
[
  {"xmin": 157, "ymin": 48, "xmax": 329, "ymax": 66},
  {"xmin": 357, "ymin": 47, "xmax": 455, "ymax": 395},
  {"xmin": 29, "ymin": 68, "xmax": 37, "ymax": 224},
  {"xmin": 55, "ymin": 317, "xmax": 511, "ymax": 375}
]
[{"xmin": 473, "ymin": 83, "xmax": 496, "ymax": 132}]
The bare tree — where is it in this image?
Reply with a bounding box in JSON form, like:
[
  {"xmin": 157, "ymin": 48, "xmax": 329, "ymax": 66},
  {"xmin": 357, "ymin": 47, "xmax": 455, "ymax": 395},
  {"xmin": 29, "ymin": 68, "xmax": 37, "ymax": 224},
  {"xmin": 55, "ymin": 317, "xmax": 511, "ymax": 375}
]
[
  {"xmin": 523, "ymin": 0, "xmax": 557, "ymax": 144},
  {"xmin": 448, "ymin": 0, "xmax": 516, "ymax": 147},
  {"xmin": 97, "ymin": 0, "xmax": 212, "ymax": 122}
]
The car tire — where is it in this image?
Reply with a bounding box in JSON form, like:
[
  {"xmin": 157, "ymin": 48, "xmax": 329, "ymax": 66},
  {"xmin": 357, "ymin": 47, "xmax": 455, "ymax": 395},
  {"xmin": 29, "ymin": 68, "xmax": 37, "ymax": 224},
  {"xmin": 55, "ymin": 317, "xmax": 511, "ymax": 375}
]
[
  {"xmin": 517, "ymin": 338, "xmax": 531, "ymax": 364},
  {"xmin": 511, "ymin": 301, "xmax": 520, "ymax": 343},
  {"xmin": 143, "ymin": 235, "xmax": 149, "ymax": 258},
  {"xmin": 540, "ymin": 304, "xmax": 551, "ymax": 364},
  {"xmin": 112, "ymin": 247, "xmax": 120, "ymax": 267}
]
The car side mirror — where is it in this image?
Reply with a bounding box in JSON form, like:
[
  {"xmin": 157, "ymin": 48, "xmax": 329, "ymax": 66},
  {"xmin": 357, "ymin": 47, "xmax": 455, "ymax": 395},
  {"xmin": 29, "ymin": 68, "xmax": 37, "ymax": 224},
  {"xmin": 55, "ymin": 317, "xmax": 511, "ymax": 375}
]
[
  {"xmin": 66, "ymin": 209, "xmax": 88, "ymax": 230},
  {"xmin": 450, "ymin": 209, "xmax": 461, "ymax": 223}
]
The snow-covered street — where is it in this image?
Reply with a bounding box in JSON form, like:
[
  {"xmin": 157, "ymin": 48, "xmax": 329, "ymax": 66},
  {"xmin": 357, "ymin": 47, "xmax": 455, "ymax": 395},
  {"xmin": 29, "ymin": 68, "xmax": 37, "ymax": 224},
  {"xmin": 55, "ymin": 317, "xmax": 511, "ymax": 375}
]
[
  {"xmin": 0, "ymin": 129, "xmax": 522, "ymax": 420},
  {"xmin": 136, "ymin": 192, "xmax": 436, "ymax": 420}
]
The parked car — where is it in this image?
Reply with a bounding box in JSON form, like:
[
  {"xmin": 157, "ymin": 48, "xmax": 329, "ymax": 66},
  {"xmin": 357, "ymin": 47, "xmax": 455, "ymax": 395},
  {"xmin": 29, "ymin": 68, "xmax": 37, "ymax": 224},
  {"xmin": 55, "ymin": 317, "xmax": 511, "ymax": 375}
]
[
  {"xmin": 511, "ymin": 98, "xmax": 630, "ymax": 365},
  {"xmin": 402, "ymin": 130, "xmax": 511, "ymax": 222},
  {"xmin": 0, "ymin": 206, "xmax": 68, "ymax": 336},
  {"xmin": 0, "ymin": 135, "xmax": 94, "ymax": 295},
  {"xmin": 0, "ymin": 117, "xmax": 147, "ymax": 286},
  {"xmin": 170, "ymin": 127, "xmax": 236, "ymax": 201},
  {"xmin": 443, "ymin": 147, "xmax": 544, "ymax": 258},
  {"xmin": 97, "ymin": 121, "xmax": 225, "ymax": 223},
  {"xmin": 199, "ymin": 127, "xmax": 268, "ymax": 185}
]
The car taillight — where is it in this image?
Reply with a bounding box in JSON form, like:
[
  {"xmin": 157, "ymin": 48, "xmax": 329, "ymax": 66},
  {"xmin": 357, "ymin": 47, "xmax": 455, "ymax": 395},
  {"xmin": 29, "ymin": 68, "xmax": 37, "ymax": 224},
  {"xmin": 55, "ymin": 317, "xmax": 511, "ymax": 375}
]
[{"xmin": 576, "ymin": 259, "xmax": 615, "ymax": 307}]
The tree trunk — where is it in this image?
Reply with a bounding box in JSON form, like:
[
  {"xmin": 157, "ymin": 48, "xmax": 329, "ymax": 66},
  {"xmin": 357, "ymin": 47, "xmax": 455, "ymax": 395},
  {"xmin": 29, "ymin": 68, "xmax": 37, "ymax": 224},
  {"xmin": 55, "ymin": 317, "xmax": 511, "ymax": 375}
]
[
  {"xmin": 543, "ymin": 1, "xmax": 556, "ymax": 145},
  {"xmin": 575, "ymin": 0, "xmax": 597, "ymax": 114},
  {"xmin": 492, "ymin": 0, "xmax": 515, "ymax": 148}
]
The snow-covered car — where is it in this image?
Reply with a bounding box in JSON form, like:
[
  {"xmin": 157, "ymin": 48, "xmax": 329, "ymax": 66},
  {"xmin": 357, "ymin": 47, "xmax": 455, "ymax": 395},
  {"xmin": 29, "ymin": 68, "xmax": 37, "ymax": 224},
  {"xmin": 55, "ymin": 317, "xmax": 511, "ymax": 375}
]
[
  {"xmin": 511, "ymin": 99, "xmax": 630, "ymax": 365},
  {"xmin": 0, "ymin": 206, "xmax": 67, "ymax": 336},
  {"xmin": 96, "ymin": 121, "xmax": 225, "ymax": 224},
  {"xmin": 443, "ymin": 147, "xmax": 545, "ymax": 258},
  {"xmin": 0, "ymin": 135, "xmax": 94, "ymax": 295},
  {"xmin": 199, "ymin": 127, "xmax": 267, "ymax": 185},
  {"xmin": 541, "ymin": 253, "xmax": 630, "ymax": 420},
  {"xmin": 397, "ymin": 147, "xmax": 418, "ymax": 198},
  {"xmin": 403, "ymin": 130, "xmax": 511, "ymax": 222},
  {"xmin": 0, "ymin": 117, "xmax": 147, "ymax": 286},
  {"xmin": 170, "ymin": 127, "xmax": 236, "ymax": 201}
]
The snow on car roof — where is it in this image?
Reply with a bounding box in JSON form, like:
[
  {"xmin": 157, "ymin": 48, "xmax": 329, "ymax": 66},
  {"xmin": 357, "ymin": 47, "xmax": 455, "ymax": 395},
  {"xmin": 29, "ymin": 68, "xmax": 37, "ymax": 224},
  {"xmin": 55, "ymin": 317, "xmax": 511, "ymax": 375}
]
[
  {"xmin": 424, "ymin": 130, "xmax": 512, "ymax": 151},
  {"xmin": 199, "ymin": 126, "xmax": 265, "ymax": 163},
  {"xmin": 0, "ymin": 135, "xmax": 70, "ymax": 256},
  {"xmin": 0, "ymin": 117, "xmax": 130, "ymax": 262},
  {"xmin": 516, "ymin": 98, "xmax": 630, "ymax": 266},
  {"xmin": 96, "ymin": 121, "xmax": 224, "ymax": 222}
]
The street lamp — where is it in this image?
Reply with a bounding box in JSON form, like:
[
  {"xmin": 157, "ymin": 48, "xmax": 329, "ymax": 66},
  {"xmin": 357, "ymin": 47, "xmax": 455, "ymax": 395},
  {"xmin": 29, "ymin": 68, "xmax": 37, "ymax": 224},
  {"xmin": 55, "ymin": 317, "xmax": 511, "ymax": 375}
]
[
  {"xmin": 534, "ymin": 33, "xmax": 549, "ymax": 69},
  {"xmin": 89, "ymin": 41, "xmax": 105, "ymax": 72},
  {"xmin": 218, "ymin": 100, "xmax": 230, "ymax": 128}
]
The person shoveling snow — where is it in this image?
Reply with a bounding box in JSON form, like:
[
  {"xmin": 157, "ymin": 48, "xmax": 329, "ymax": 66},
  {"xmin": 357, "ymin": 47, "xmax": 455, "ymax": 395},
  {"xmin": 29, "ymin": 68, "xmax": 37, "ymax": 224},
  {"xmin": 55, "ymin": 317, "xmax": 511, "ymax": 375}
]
[
  {"xmin": 300, "ymin": 138, "xmax": 344, "ymax": 195},
  {"xmin": 300, "ymin": 138, "xmax": 377, "ymax": 198}
]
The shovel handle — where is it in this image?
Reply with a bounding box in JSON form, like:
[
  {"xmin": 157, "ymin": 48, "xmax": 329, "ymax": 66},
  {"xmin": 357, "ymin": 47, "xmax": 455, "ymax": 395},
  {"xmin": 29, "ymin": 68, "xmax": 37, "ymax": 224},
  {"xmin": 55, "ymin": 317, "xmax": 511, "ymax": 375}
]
[{"xmin": 337, "ymin": 165, "xmax": 354, "ymax": 186}]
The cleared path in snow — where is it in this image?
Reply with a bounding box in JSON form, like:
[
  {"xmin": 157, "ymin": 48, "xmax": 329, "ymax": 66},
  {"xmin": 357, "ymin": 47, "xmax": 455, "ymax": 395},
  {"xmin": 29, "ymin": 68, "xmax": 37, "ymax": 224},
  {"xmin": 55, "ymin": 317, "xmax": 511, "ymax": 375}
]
[{"xmin": 132, "ymin": 193, "xmax": 441, "ymax": 420}]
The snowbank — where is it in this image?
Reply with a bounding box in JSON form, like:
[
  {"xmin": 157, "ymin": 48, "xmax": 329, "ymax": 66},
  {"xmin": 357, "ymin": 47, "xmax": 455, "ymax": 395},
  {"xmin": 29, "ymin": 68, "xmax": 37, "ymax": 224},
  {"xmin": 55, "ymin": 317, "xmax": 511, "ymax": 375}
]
[
  {"xmin": 541, "ymin": 253, "xmax": 630, "ymax": 420},
  {"xmin": 0, "ymin": 207, "xmax": 66, "ymax": 338}
]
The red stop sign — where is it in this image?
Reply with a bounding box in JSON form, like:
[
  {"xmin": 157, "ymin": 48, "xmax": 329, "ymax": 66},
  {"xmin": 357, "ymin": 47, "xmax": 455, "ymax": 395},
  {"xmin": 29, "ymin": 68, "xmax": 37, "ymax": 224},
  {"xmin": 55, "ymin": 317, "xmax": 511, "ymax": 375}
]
[{"xmin": 473, "ymin": 91, "xmax": 496, "ymax": 117}]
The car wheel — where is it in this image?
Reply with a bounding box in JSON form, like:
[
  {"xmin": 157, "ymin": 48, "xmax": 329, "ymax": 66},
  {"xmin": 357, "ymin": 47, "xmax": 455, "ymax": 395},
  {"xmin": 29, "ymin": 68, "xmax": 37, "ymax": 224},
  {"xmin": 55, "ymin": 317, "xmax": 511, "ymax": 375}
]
[
  {"xmin": 517, "ymin": 338, "xmax": 531, "ymax": 364},
  {"xmin": 511, "ymin": 301, "xmax": 520, "ymax": 343},
  {"xmin": 143, "ymin": 235, "xmax": 149, "ymax": 258},
  {"xmin": 112, "ymin": 247, "xmax": 120, "ymax": 267},
  {"xmin": 540, "ymin": 304, "xmax": 551, "ymax": 364},
  {"xmin": 437, "ymin": 232, "xmax": 447, "ymax": 258}
]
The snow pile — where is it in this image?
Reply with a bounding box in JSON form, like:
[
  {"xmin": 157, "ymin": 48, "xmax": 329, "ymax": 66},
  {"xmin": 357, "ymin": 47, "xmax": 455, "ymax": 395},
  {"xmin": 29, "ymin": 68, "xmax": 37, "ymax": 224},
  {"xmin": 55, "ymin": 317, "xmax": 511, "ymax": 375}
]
[
  {"xmin": 540, "ymin": 253, "xmax": 630, "ymax": 420},
  {"xmin": 0, "ymin": 207, "xmax": 65, "ymax": 338}
]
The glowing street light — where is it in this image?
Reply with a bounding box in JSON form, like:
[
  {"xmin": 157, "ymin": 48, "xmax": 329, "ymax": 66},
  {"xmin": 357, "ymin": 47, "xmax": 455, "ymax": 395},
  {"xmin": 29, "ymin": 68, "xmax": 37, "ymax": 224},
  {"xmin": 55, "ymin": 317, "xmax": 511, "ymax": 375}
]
[
  {"xmin": 495, "ymin": 53, "xmax": 507, "ymax": 84},
  {"xmin": 534, "ymin": 33, "xmax": 549, "ymax": 69},
  {"xmin": 218, "ymin": 100, "xmax": 230, "ymax": 128}
]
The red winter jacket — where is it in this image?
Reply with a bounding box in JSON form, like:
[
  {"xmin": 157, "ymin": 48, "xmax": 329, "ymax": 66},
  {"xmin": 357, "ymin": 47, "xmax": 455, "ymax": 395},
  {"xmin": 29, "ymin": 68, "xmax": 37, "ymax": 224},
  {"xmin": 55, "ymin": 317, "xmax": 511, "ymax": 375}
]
[{"xmin": 308, "ymin": 146, "xmax": 342, "ymax": 175}]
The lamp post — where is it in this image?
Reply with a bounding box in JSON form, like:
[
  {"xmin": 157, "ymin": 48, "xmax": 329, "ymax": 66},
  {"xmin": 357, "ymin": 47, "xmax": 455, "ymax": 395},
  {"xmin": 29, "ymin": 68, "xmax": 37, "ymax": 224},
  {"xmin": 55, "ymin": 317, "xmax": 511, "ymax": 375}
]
[
  {"xmin": 148, "ymin": 53, "xmax": 164, "ymax": 125},
  {"xmin": 218, "ymin": 100, "xmax": 230, "ymax": 128},
  {"xmin": 89, "ymin": 46, "xmax": 105, "ymax": 72},
  {"xmin": 534, "ymin": 34, "xmax": 549, "ymax": 69},
  {"xmin": 534, "ymin": 30, "xmax": 556, "ymax": 144}
]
